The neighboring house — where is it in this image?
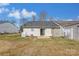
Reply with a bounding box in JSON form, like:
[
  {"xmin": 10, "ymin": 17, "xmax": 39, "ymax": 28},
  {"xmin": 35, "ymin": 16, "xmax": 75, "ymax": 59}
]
[
  {"xmin": 0, "ymin": 22, "xmax": 19, "ymax": 33},
  {"xmin": 57, "ymin": 21, "xmax": 79, "ymax": 40},
  {"xmin": 21, "ymin": 21, "xmax": 79, "ymax": 40}
]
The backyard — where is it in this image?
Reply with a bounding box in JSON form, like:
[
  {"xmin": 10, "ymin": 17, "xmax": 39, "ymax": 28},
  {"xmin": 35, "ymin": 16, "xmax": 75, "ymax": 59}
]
[{"xmin": 0, "ymin": 34, "xmax": 79, "ymax": 56}]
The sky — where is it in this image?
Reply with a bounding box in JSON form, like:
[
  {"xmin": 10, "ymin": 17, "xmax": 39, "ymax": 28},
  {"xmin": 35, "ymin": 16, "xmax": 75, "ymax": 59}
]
[{"xmin": 0, "ymin": 3, "xmax": 79, "ymax": 26}]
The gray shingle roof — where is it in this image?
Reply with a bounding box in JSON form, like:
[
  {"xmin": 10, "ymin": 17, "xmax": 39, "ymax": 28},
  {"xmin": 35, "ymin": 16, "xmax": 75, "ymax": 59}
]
[
  {"xmin": 23, "ymin": 21, "xmax": 79, "ymax": 28},
  {"xmin": 56, "ymin": 21, "xmax": 79, "ymax": 27},
  {"xmin": 23, "ymin": 21, "xmax": 60, "ymax": 28}
]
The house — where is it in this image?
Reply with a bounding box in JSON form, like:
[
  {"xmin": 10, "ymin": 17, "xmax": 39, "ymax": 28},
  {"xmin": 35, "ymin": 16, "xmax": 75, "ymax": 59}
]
[
  {"xmin": 21, "ymin": 21, "xmax": 79, "ymax": 40},
  {"xmin": 21, "ymin": 21, "xmax": 64, "ymax": 37},
  {"xmin": 57, "ymin": 21, "xmax": 79, "ymax": 40},
  {"xmin": 0, "ymin": 22, "xmax": 19, "ymax": 33}
]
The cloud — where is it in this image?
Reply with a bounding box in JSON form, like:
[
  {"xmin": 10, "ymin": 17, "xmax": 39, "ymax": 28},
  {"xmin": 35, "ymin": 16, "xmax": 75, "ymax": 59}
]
[
  {"xmin": 21, "ymin": 9, "xmax": 36, "ymax": 18},
  {"xmin": 8, "ymin": 8, "xmax": 37, "ymax": 19},
  {"xmin": 30, "ymin": 11, "xmax": 36, "ymax": 16},
  {"xmin": 49, "ymin": 17, "xmax": 73, "ymax": 21},
  {"xmin": 0, "ymin": 3, "xmax": 10, "ymax": 13},
  {"xmin": 0, "ymin": 3, "xmax": 10, "ymax": 7},
  {"xmin": 77, "ymin": 16, "xmax": 79, "ymax": 18},
  {"xmin": 21, "ymin": 9, "xmax": 31, "ymax": 18},
  {"xmin": 59, "ymin": 19, "xmax": 73, "ymax": 21},
  {"xmin": 66, "ymin": 19, "xmax": 73, "ymax": 21},
  {"xmin": 0, "ymin": 7, "xmax": 9, "ymax": 13},
  {"xmin": 8, "ymin": 10, "xmax": 21, "ymax": 19}
]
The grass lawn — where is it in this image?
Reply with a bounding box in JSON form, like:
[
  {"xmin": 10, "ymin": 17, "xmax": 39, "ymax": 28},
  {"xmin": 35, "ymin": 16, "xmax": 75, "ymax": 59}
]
[{"xmin": 0, "ymin": 34, "xmax": 79, "ymax": 56}]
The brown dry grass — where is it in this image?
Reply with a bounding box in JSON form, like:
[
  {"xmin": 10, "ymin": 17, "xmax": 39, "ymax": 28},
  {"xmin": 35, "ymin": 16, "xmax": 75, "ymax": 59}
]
[{"xmin": 0, "ymin": 34, "xmax": 79, "ymax": 56}]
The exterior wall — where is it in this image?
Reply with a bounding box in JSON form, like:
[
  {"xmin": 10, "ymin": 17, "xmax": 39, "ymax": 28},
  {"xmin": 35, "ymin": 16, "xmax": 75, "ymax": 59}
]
[
  {"xmin": 44, "ymin": 28, "xmax": 52, "ymax": 36},
  {"xmin": 21, "ymin": 24, "xmax": 79, "ymax": 40},
  {"xmin": 52, "ymin": 28, "xmax": 64, "ymax": 37},
  {"xmin": 73, "ymin": 24, "xmax": 79, "ymax": 40},
  {"xmin": 77, "ymin": 26, "xmax": 79, "ymax": 40},
  {"xmin": 64, "ymin": 27, "xmax": 73, "ymax": 39},
  {"xmin": 21, "ymin": 28, "xmax": 40, "ymax": 37},
  {"xmin": 21, "ymin": 28, "xmax": 64, "ymax": 37},
  {"xmin": 21, "ymin": 28, "xmax": 52, "ymax": 37},
  {"xmin": 64, "ymin": 24, "xmax": 79, "ymax": 40}
]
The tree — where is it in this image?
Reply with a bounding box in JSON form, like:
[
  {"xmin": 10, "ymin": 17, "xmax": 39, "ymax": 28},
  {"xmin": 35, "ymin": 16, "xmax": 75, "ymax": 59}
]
[
  {"xmin": 48, "ymin": 17, "xmax": 53, "ymax": 21},
  {"xmin": 39, "ymin": 11, "xmax": 47, "ymax": 21},
  {"xmin": 39, "ymin": 11, "xmax": 47, "ymax": 28},
  {"xmin": 32, "ymin": 15, "xmax": 36, "ymax": 21}
]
